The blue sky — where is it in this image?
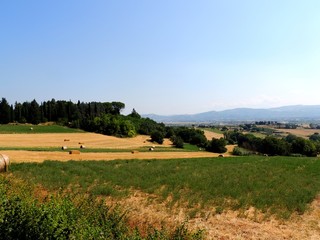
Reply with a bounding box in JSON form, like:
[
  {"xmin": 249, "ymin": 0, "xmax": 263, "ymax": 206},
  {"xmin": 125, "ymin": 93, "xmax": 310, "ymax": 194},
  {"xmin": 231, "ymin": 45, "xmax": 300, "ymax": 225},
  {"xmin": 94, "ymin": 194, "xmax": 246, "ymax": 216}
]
[{"xmin": 1, "ymin": 1, "xmax": 320, "ymax": 115}]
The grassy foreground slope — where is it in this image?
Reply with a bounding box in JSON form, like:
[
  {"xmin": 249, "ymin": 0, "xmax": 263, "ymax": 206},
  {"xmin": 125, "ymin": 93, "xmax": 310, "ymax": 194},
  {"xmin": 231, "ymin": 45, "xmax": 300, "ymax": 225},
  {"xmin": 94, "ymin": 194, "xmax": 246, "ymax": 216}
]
[{"xmin": 11, "ymin": 156, "xmax": 320, "ymax": 218}]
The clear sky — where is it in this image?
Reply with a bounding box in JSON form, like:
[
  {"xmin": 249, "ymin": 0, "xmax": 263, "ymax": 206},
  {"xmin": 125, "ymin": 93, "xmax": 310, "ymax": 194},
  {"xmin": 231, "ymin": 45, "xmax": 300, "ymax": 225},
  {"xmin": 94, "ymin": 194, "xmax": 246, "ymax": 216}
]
[{"xmin": 1, "ymin": 0, "xmax": 320, "ymax": 115}]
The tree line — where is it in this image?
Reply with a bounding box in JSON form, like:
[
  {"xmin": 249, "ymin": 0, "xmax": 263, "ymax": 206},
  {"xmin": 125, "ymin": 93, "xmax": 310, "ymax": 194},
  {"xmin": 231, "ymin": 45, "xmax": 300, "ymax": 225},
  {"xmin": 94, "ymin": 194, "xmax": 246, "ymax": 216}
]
[
  {"xmin": 0, "ymin": 97, "xmax": 165, "ymax": 138},
  {"xmin": 0, "ymin": 97, "xmax": 228, "ymax": 153},
  {"xmin": 225, "ymin": 130, "xmax": 320, "ymax": 157}
]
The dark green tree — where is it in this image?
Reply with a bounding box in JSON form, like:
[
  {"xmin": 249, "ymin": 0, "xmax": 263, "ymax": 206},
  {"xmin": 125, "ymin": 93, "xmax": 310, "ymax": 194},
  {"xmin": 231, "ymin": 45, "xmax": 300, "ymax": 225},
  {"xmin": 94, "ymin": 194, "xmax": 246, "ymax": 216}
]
[
  {"xmin": 151, "ymin": 130, "xmax": 164, "ymax": 144},
  {"xmin": 0, "ymin": 98, "xmax": 11, "ymax": 124},
  {"xmin": 309, "ymin": 133, "xmax": 320, "ymax": 142},
  {"xmin": 128, "ymin": 108, "xmax": 141, "ymax": 119},
  {"xmin": 170, "ymin": 135, "xmax": 184, "ymax": 148},
  {"xmin": 260, "ymin": 136, "xmax": 290, "ymax": 156},
  {"xmin": 206, "ymin": 138, "xmax": 227, "ymax": 153},
  {"xmin": 29, "ymin": 99, "xmax": 41, "ymax": 124},
  {"xmin": 291, "ymin": 137, "xmax": 317, "ymax": 157}
]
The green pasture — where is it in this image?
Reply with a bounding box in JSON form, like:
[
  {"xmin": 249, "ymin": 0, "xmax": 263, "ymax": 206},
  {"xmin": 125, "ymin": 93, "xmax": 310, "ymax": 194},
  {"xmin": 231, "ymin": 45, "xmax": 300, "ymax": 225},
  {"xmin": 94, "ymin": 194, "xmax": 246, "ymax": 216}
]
[
  {"xmin": 10, "ymin": 156, "xmax": 320, "ymax": 219},
  {"xmin": 0, "ymin": 124, "xmax": 83, "ymax": 133}
]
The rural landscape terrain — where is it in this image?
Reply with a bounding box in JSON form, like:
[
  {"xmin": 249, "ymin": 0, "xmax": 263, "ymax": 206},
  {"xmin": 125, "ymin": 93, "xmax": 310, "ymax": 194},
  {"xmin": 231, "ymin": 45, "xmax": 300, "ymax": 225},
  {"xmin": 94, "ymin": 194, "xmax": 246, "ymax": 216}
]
[
  {"xmin": 1, "ymin": 119, "xmax": 320, "ymax": 239},
  {"xmin": 2, "ymin": 0, "xmax": 320, "ymax": 239}
]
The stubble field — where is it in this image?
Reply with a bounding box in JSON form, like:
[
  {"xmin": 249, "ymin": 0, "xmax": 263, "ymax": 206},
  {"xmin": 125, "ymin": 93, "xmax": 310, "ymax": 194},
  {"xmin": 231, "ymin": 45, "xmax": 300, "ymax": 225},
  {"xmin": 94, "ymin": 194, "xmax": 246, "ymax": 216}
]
[{"xmin": 0, "ymin": 132, "xmax": 228, "ymax": 163}]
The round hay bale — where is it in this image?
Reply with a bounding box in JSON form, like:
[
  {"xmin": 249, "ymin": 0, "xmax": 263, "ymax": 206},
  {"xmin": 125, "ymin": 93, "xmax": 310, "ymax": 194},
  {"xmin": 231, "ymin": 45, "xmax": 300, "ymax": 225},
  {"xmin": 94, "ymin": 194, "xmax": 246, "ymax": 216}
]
[
  {"xmin": 149, "ymin": 147, "xmax": 154, "ymax": 151},
  {"xmin": 61, "ymin": 146, "xmax": 68, "ymax": 150},
  {"xmin": 80, "ymin": 145, "xmax": 86, "ymax": 149},
  {"xmin": 69, "ymin": 150, "xmax": 80, "ymax": 155},
  {"xmin": 0, "ymin": 154, "xmax": 10, "ymax": 172}
]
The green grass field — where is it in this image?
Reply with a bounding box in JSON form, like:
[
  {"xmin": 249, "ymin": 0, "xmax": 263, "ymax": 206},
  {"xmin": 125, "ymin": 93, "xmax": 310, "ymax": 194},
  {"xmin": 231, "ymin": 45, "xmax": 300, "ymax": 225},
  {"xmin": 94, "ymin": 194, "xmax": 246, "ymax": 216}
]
[
  {"xmin": 0, "ymin": 124, "xmax": 83, "ymax": 133},
  {"xmin": 10, "ymin": 156, "xmax": 320, "ymax": 219},
  {"xmin": 200, "ymin": 127, "xmax": 223, "ymax": 134}
]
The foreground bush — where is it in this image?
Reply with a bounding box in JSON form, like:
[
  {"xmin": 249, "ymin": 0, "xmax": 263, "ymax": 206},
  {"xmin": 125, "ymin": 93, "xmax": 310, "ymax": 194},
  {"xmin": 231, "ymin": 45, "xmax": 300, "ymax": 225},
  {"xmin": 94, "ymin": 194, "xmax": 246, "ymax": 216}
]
[{"xmin": 0, "ymin": 176, "xmax": 203, "ymax": 240}]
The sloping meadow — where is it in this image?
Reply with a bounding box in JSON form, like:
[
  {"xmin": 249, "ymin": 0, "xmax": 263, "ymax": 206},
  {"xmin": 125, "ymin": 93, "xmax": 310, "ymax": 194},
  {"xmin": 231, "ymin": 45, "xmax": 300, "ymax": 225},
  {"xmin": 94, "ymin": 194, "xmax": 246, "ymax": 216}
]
[{"xmin": 10, "ymin": 156, "xmax": 320, "ymax": 219}]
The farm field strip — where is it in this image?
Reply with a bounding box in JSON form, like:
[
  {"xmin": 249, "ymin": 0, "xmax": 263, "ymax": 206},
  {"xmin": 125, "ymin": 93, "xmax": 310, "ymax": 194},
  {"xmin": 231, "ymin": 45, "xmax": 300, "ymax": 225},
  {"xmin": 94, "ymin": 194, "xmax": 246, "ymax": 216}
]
[
  {"xmin": 0, "ymin": 131, "xmax": 234, "ymax": 163},
  {"xmin": 2, "ymin": 150, "xmax": 219, "ymax": 163},
  {"xmin": 0, "ymin": 133, "xmax": 172, "ymax": 148},
  {"xmin": 269, "ymin": 127, "xmax": 320, "ymax": 138}
]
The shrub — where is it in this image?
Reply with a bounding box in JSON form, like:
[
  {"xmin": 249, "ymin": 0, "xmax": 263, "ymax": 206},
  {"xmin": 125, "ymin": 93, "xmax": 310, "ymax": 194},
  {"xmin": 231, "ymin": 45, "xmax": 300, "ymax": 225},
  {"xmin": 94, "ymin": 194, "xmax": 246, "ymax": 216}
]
[
  {"xmin": 170, "ymin": 135, "xmax": 184, "ymax": 148},
  {"xmin": 206, "ymin": 138, "xmax": 227, "ymax": 153},
  {"xmin": 232, "ymin": 147, "xmax": 254, "ymax": 156},
  {"xmin": 0, "ymin": 177, "xmax": 203, "ymax": 239},
  {"xmin": 151, "ymin": 130, "xmax": 165, "ymax": 144}
]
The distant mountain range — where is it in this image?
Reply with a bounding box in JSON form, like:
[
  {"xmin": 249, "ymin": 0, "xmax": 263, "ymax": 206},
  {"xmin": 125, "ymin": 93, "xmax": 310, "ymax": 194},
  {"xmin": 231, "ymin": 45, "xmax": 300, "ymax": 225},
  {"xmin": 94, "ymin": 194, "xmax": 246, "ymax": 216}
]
[{"xmin": 143, "ymin": 105, "xmax": 320, "ymax": 123}]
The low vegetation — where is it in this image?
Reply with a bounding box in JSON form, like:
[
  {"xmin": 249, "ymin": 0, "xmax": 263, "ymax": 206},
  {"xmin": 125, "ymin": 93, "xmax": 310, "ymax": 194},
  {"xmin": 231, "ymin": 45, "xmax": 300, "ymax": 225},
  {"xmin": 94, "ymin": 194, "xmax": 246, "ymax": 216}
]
[
  {"xmin": 0, "ymin": 176, "xmax": 203, "ymax": 239},
  {"xmin": 10, "ymin": 156, "xmax": 320, "ymax": 219}
]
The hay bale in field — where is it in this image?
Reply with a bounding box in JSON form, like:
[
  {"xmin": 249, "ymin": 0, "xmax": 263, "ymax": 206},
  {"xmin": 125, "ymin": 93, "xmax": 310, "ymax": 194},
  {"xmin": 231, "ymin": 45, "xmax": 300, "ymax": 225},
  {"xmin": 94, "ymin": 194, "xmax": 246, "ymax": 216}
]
[
  {"xmin": 80, "ymin": 145, "xmax": 86, "ymax": 149},
  {"xmin": 61, "ymin": 146, "xmax": 68, "ymax": 150},
  {"xmin": 69, "ymin": 150, "xmax": 80, "ymax": 155},
  {"xmin": 64, "ymin": 139, "xmax": 70, "ymax": 142},
  {"xmin": 0, "ymin": 154, "xmax": 10, "ymax": 172},
  {"xmin": 30, "ymin": 127, "xmax": 33, "ymax": 131},
  {"xmin": 131, "ymin": 150, "xmax": 139, "ymax": 154},
  {"xmin": 149, "ymin": 147, "xmax": 154, "ymax": 151}
]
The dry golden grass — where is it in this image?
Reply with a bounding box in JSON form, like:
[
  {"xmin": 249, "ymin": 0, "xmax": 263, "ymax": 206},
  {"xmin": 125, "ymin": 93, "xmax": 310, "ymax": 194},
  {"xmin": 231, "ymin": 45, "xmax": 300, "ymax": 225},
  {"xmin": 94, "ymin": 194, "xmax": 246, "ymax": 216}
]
[
  {"xmin": 2, "ymin": 150, "xmax": 222, "ymax": 164},
  {"xmin": 202, "ymin": 130, "xmax": 224, "ymax": 140},
  {"xmin": 110, "ymin": 191, "xmax": 320, "ymax": 240},
  {"xmin": 0, "ymin": 132, "xmax": 230, "ymax": 163},
  {"xmin": 278, "ymin": 128, "xmax": 320, "ymax": 138},
  {"xmin": 0, "ymin": 133, "xmax": 171, "ymax": 149}
]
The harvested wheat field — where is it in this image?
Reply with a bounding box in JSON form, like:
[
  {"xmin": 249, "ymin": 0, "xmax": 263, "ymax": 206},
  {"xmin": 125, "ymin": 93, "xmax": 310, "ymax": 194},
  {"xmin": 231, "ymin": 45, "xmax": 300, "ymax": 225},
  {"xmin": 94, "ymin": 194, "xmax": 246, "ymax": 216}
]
[
  {"xmin": 0, "ymin": 133, "xmax": 171, "ymax": 149},
  {"xmin": 277, "ymin": 128, "xmax": 320, "ymax": 139},
  {"xmin": 0, "ymin": 132, "xmax": 232, "ymax": 163},
  {"xmin": 2, "ymin": 150, "xmax": 221, "ymax": 163},
  {"xmin": 202, "ymin": 130, "xmax": 224, "ymax": 140}
]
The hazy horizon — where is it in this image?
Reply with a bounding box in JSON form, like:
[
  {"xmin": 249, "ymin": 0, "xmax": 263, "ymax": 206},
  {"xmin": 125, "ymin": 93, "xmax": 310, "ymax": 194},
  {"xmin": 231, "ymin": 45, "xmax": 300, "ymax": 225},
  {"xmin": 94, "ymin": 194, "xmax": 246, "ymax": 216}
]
[{"xmin": 1, "ymin": 1, "xmax": 320, "ymax": 115}]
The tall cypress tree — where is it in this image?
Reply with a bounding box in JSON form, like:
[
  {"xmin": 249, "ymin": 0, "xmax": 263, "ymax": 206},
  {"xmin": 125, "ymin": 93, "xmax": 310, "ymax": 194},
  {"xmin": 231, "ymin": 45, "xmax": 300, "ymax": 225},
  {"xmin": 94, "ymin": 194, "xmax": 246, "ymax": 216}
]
[{"xmin": 0, "ymin": 98, "xmax": 11, "ymax": 124}]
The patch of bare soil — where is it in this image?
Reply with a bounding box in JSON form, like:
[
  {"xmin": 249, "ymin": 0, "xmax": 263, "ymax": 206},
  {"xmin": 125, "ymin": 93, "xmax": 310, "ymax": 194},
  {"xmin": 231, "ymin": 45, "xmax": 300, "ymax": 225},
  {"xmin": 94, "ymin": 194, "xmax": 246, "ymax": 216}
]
[{"xmin": 108, "ymin": 192, "xmax": 320, "ymax": 240}]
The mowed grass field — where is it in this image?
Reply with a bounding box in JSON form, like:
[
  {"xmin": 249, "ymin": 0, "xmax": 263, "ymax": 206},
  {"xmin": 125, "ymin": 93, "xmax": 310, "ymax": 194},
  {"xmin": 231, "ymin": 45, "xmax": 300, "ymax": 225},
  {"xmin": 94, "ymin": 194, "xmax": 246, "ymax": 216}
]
[{"xmin": 2, "ymin": 124, "xmax": 320, "ymax": 239}]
